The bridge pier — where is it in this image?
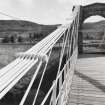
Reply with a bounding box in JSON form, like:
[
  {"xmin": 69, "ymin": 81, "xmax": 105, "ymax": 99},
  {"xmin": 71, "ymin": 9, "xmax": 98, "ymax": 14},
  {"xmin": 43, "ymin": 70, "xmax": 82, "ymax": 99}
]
[
  {"xmin": 78, "ymin": 32, "xmax": 83, "ymax": 54},
  {"xmin": 78, "ymin": 3, "xmax": 105, "ymax": 54},
  {"xmin": 78, "ymin": 6, "xmax": 83, "ymax": 54}
]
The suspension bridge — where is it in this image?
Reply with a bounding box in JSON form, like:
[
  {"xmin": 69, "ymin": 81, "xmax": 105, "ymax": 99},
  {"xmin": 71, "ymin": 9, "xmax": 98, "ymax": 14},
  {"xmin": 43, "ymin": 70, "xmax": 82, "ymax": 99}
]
[{"xmin": 0, "ymin": 2, "xmax": 105, "ymax": 105}]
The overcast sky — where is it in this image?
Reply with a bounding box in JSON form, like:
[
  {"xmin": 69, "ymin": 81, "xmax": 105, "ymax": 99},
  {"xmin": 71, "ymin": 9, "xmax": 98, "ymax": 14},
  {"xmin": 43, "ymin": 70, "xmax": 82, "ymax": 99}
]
[{"xmin": 0, "ymin": 0, "xmax": 105, "ymax": 24}]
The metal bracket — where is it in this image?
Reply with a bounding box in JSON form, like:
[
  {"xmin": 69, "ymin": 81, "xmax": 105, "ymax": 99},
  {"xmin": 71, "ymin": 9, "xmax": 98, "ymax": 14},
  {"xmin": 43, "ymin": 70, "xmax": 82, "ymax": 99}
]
[{"xmin": 16, "ymin": 52, "xmax": 48, "ymax": 62}]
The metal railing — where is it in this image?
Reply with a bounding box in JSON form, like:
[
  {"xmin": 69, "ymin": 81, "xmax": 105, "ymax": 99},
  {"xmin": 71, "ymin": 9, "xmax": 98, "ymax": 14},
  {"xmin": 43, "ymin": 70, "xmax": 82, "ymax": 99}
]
[{"xmin": 0, "ymin": 6, "xmax": 80, "ymax": 105}]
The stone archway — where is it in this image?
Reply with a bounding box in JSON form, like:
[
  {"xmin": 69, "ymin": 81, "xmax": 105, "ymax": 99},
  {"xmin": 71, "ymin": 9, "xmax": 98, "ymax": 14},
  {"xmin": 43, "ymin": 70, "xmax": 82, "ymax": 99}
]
[{"xmin": 78, "ymin": 3, "xmax": 105, "ymax": 53}]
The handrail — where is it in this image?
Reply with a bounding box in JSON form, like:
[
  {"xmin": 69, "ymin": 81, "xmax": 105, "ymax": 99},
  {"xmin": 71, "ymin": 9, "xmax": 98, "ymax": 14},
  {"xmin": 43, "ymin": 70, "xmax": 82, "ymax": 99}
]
[
  {"xmin": 40, "ymin": 6, "xmax": 80, "ymax": 105},
  {"xmin": 0, "ymin": 5, "xmax": 80, "ymax": 105},
  {"xmin": 41, "ymin": 48, "xmax": 78, "ymax": 105}
]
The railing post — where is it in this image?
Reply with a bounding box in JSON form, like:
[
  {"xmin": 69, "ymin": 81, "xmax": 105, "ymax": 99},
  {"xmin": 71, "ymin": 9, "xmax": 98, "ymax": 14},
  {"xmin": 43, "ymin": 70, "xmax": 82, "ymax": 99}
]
[
  {"xmin": 52, "ymin": 81, "xmax": 56, "ymax": 105},
  {"xmin": 67, "ymin": 61, "xmax": 69, "ymax": 73},
  {"xmin": 63, "ymin": 65, "xmax": 67, "ymax": 102},
  {"xmin": 64, "ymin": 66, "xmax": 67, "ymax": 81},
  {"xmin": 58, "ymin": 74, "xmax": 62, "ymax": 105}
]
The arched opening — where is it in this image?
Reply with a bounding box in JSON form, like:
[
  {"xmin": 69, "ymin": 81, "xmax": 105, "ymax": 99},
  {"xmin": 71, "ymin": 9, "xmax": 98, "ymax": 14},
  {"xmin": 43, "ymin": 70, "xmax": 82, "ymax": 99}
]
[
  {"xmin": 78, "ymin": 3, "xmax": 105, "ymax": 54},
  {"xmin": 82, "ymin": 15, "xmax": 105, "ymax": 54}
]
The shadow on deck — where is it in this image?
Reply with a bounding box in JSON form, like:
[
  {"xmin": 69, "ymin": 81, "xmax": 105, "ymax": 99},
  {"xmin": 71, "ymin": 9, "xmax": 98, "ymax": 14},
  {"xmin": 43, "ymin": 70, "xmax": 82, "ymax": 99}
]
[
  {"xmin": 67, "ymin": 53, "xmax": 105, "ymax": 105},
  {"xmin": 75, "ymin": 70, "xmax": 105, "ymax": 93}
]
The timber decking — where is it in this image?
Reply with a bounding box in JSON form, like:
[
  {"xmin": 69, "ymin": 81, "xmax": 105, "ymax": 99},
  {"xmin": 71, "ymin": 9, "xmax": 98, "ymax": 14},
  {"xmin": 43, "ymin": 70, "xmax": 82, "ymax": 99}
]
[{"xmin": 67, "ymin": 54, "xmax": 105, "ymax": 105}]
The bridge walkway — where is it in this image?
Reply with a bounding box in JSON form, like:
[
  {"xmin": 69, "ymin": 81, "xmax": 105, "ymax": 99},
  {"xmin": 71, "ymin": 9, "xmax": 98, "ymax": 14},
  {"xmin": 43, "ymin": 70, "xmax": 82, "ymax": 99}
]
[{"xmin": 67, "ymin": 54, "xmax": 105, "ymax": 105}]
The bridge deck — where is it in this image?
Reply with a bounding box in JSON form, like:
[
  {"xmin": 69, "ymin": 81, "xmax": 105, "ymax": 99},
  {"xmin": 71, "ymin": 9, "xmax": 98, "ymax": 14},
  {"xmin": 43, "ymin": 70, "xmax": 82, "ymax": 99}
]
[{"xmin": 67, "ymin": 54, "xmax": 105, "ymax": 105}]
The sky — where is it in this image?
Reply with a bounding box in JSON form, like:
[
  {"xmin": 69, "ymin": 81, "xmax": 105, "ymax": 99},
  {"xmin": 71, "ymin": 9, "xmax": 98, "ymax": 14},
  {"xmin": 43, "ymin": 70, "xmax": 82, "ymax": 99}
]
[{"xmin": 0, "ymin": 0, "xmax": 105, "ymax": 24}]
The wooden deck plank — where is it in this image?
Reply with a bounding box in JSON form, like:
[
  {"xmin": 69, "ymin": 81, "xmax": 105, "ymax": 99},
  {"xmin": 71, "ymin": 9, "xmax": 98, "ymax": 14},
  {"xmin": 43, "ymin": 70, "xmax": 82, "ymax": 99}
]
[{"xmin": 67, "ymin": 55, "xmax": 105, "ymax": 105}]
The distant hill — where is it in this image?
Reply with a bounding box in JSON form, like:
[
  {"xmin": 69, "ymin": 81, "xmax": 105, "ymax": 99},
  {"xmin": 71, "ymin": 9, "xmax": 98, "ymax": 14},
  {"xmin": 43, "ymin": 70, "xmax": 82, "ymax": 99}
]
[
  {"xmin": 82, "ymin": 21, "xmax": 105, "ymax": 40},
  {"xmin": 0, "ymin": 20, "xmax": 60, "ymax": 38},
  {"xmin": 82, "ymin": 21, "xmax": 105, "ymax": 30}
]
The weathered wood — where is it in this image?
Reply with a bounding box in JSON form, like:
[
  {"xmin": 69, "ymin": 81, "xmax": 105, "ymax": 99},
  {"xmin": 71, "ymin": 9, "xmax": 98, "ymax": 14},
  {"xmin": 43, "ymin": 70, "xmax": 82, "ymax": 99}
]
[{"xmin": 67, "ymin": 55, "xmax": 105, "ymax": 105}]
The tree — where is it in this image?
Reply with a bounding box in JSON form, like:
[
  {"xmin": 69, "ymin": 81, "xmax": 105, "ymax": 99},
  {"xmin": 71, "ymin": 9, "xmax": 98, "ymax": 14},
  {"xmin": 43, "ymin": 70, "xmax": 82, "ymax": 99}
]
[
  {"xmin": 10, "ymin": 35, "xmax": 15, "ymax": 43},
  {"xmin": 33, "ymin": 33, "xmax": 36, "ymax": 39},
  {"xmin": 18, "ymin": 36, "xmax": 23, "ymax": 42},
  {"xmin": 29, "ymin": 33, "xmax": 32, "ymax": 39},
  {"xmin": 2, "ymin": 36, "xmax": 10, "ymax": 43}
]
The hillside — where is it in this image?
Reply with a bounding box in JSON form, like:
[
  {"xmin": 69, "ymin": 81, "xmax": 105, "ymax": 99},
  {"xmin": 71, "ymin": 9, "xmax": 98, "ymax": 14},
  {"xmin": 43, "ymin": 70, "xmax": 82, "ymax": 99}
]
[
  {"xmin": 0, "ymin": 20, "xmax": 59, "ymax": 38},
  {"xmin": 82, "ymin": 21, "xmax": 105, "ymax": 30},
  {"xmin": 82, "ymin": 21, "xmax": 105, "ymax": 40}
]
